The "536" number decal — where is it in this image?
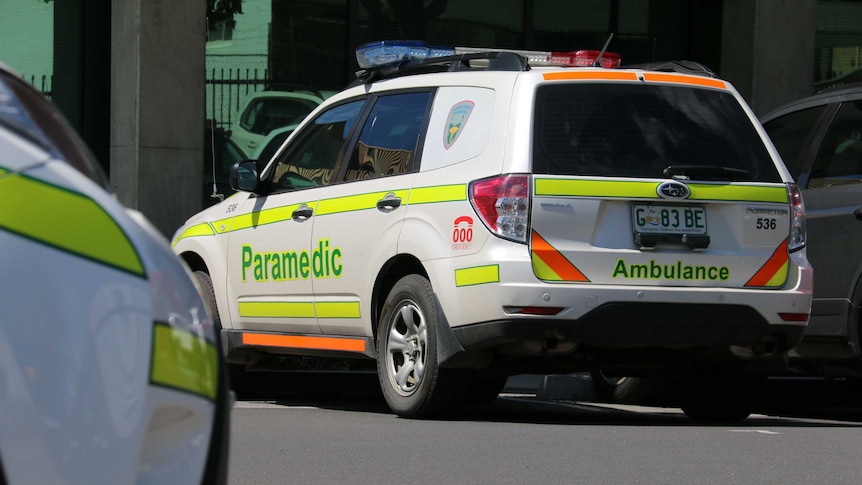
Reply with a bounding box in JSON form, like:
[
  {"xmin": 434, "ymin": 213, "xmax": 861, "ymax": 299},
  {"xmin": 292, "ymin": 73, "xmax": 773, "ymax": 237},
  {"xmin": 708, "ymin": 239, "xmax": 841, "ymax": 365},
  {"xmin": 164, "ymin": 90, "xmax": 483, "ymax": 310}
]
[{"xmin": 755, "ymin": 217, "xmax": 776, "ymax": 230}]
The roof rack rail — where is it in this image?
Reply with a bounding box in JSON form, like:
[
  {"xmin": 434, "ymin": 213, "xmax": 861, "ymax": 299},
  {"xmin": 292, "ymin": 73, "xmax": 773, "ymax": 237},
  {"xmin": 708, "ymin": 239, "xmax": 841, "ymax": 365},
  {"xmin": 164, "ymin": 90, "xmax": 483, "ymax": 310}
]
[
  {"xmin": 624, "ymin": 60, "xmax": 717, "ymax": 78},
  {"xmin": 351, "ymin": 51, "xmax": 528, "ymax": 87}
]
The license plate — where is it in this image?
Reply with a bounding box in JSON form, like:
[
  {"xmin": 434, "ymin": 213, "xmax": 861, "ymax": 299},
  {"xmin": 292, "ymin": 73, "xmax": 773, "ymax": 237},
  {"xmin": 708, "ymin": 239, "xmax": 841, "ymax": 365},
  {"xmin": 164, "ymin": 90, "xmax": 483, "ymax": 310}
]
[{"xmin": 632, "ymin": 205, "xmax": 707, "ymax": 235}]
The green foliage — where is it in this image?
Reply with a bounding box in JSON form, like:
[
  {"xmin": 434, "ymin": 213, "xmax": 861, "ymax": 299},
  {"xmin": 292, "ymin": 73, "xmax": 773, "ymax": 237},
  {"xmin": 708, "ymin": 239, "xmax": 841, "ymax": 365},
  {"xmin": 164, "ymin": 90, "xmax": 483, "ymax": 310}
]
[
  {"xmin": 208, "ymin": 0, "xmax": 243, "ymax": 18},
  {"xmin": 208, "ymin": 0, "xmax": 243, "ymax": 31}
]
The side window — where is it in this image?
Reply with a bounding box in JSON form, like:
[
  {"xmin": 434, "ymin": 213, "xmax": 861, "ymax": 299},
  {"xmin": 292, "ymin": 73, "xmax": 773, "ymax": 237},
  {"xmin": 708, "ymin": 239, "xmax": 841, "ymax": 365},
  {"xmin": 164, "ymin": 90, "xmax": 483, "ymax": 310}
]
[
  {"xmin": 762, "ymin": 105, "xmax": 826, "ymax": 181},
  {"xmin": 268, "ymin": 99, "xmax": 364, "ymax": 193},
  {"xmin": 809, "ymin": 101, "xmax": 862, "ymax": 189},
  {"xmin": 239, "ymin": 100, "xmax": 261, "ymax": 132},
  {"xmin": 344, "ymin": 92, "xmax": 431, "ymax": 182}
]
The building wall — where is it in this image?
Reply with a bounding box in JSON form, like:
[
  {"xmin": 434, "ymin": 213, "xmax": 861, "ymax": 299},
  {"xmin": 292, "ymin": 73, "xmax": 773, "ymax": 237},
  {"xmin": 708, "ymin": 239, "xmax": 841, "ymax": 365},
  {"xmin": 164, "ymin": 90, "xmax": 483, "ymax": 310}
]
[
  {"xmin": 110, "ymin": 0, "xmax": 206, "ymax": 238},
  {"xmin": 721, "ymin": 0, "xmax": 817, "ymax": 116}
]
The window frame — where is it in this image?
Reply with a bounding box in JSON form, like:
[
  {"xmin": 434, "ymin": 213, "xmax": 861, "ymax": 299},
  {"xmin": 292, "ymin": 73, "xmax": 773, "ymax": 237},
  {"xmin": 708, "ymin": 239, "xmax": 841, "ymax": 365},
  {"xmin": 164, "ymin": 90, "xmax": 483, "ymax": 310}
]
[
  {"xmin": 340, "ymin": 88, "xmax": 435, "ymax": 183},
  {"xmin": 762, "ymin": 103, "xmax": 831, "ymax": 185},
  {"xmin": 261, "ymin": 97, "xmax": 370, "ymax": 195}
]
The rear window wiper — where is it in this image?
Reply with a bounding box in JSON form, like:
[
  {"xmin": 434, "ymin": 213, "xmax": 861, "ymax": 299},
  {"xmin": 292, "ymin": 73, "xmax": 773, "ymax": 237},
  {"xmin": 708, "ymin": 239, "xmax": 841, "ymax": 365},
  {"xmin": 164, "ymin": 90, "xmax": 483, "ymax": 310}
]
[{"xmin": 662, "ymin": 164, "xmax": 751, "ymax": 181}]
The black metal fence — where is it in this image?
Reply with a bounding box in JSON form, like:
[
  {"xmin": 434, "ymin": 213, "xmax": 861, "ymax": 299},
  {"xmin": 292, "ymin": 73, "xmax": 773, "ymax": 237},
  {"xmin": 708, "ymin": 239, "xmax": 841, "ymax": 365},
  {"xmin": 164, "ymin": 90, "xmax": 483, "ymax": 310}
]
[
  {"xmin": 26, "ymin": 69, "xmax": 272, "ymax": 132},
  {"xmin": 206, "ymin": 67, "xmax": 271, "ymax": 131},
  {"xmin": 25, "ymin": 74, "xmax": 53, "ymax": 99}
]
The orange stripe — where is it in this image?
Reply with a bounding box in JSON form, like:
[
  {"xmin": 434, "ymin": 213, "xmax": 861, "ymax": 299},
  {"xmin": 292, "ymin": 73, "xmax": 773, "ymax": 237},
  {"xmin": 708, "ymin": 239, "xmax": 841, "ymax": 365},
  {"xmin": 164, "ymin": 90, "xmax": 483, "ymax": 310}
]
[
  {"xmin": 543, "ymin": 71, "xmax": 639, "ymax": 82},
  {"xmin": 641, "ymin": 72, "xmax": 726, "ymax": 89},
  {"xmin": 532, "ymin": 231, "xmax": 590, "ymax": 281},
  {"xmin": 241, "ymin": 333, "xmax": 366, "ymax": 352},
  {"xmin": 745, "ymin": 240, "xmax": 789, "ymax": 287}
]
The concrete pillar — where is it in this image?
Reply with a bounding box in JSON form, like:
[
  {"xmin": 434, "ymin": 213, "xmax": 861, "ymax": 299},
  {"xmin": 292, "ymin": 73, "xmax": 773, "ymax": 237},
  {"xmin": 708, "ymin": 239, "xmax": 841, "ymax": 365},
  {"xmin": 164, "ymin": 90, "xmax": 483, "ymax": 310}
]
[
  {"xmin": 721, "ymin": 0, "xmax": 816, "ymax": 117},
  {"xmin": 111, "ymin": 0, "xmax": 205, "ymax": 238}
]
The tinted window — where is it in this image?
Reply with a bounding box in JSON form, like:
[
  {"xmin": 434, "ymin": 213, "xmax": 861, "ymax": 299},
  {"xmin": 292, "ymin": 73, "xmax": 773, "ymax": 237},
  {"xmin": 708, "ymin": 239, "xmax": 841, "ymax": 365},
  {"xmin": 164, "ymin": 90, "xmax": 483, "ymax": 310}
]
[
  {"xmin": 268, "ymin": 99, "xmax": 364, "ymax": 192},
  {"xmin": 255, "ymin": 129, "xmax": 293, "ymax": 166},
  {"xmin": 762, "ymin": 105, "xmax": 826, "ymax": 180},
  {"xmin": 809, "ymin": 101, "xmax": 862, "ymax": 189},
  {"xmin": 533, "ymin": 83, "xmax": 781, "ymax": 182},
  {"xmin": 344, "ymin": 92, "xmax": 431, "ymax": 181}
]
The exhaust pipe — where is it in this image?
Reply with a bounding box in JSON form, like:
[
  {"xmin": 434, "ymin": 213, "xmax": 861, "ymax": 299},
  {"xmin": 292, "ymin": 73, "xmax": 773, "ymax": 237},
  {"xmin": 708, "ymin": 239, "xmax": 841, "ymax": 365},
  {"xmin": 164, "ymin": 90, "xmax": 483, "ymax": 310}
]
[{"xmin": 730, "ymin": 337, "xmax": 779, "ymax": 359}]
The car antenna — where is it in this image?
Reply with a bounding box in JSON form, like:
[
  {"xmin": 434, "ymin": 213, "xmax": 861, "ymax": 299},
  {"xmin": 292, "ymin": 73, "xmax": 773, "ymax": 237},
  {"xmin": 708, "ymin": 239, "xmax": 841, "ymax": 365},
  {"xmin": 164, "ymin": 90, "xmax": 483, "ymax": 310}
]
[
  {"xmin": 209, "ymin": 118, "xmax": 221, "ymax": 201},
  {"xmin": 593, "ymin": 33, "xmax": 614, "ymax": 67}
]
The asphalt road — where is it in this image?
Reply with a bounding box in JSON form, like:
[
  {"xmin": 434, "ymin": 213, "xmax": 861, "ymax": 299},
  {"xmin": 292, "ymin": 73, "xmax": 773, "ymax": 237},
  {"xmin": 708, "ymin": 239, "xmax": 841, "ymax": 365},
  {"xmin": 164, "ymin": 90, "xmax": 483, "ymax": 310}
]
[{"xmin": 226, "ymin": 371, "xmax": 862, "ymax": 485}]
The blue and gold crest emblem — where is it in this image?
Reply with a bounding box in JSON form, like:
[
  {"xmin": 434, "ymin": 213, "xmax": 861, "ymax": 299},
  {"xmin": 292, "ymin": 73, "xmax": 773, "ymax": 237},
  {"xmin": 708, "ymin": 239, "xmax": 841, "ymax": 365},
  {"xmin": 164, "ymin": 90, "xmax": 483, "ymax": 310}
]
[{"xmin": 444, "ymin": 100, "xmax": 475, "ymax": 149}]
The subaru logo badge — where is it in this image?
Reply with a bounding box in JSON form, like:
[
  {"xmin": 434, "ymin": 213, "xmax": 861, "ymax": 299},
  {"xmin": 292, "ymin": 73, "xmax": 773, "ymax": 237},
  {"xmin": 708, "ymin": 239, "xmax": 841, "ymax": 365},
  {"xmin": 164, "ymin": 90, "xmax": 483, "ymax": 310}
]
[{"xmin": 657, "ymin": 181, "xmax": 691, "ymax": 199}]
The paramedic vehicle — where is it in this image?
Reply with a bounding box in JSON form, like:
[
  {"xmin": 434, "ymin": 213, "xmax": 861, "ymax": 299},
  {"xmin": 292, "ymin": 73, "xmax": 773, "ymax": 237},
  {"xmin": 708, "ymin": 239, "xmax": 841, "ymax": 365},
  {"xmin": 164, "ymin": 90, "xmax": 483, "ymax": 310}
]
[
  {"xmin": 0, "ymin": 62, "xmax": 229, "ymax": 484},
  {"xmin": 172, "ymin": 41, "xmax": 813, "ymax": 421}
]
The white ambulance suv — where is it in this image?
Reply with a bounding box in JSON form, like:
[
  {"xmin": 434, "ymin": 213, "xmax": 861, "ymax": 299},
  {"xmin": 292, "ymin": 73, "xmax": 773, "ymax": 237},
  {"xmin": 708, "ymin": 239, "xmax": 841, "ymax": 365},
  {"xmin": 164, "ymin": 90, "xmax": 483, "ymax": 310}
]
[
  {"xmin": 172, "ymin": 41, "xmax": 813, "ymax": 421},
  {"xmin": 0, "ymin": 62, "xmax": 229, "ymax": 483}
]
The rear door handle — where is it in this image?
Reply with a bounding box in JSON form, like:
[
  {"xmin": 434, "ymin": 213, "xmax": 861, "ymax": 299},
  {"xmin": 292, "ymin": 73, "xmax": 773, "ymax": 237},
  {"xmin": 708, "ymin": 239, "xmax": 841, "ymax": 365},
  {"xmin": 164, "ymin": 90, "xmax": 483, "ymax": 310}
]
[
  {"xmin": 292, "ymin": 204, "xmax": 313, "ymax": 221},
  {"xmin": 854, "ymin": 207, "xmax": 862, "ymax": 221},
  {"xmin": 376, "ymin": 193, "xmax": 402, "ymax": 213}
]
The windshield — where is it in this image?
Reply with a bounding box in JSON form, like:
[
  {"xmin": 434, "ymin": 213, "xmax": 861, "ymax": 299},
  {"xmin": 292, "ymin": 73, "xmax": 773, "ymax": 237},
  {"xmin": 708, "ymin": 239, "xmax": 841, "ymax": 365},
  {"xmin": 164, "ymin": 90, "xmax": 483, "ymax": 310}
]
[{"xmin": 532, "ymin": 83, "xmax": 781, "ymax": 182}]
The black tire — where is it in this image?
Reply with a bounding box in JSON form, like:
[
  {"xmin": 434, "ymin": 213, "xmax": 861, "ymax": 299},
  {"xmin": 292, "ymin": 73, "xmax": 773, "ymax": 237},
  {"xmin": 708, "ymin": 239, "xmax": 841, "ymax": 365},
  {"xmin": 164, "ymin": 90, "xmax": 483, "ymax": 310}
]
[
  {"xmin": 376, "ymin": 275, "xmax": 462, "ymax": 418},
  {"xmin": 194, "ymin": 270, "xmax": 247, "ymax": 396},
  {"xmin": 590, "ymin": 371, "xmax": 669, "ymax": 404}
]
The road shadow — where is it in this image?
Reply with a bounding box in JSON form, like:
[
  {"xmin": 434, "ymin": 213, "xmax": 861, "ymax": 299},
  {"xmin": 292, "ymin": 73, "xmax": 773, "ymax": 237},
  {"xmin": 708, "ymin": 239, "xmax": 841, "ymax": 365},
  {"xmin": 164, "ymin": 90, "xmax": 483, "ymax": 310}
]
[{"xmin": 233, "ymin": 370, "xmax": 862, "ymax": 426}]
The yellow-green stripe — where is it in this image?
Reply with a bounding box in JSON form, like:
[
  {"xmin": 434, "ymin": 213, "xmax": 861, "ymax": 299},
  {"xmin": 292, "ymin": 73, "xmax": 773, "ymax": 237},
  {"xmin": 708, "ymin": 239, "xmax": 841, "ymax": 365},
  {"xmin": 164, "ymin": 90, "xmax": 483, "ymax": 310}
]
[
  {"xmin": 408, "ymin": 184, "xmax": 468, "ymax": 204},
  {"xmin": 535, "ymin": 178, "xmax": 658, "ymax": 198},
  {"xmin": 175, "ymin": 184, "xmax": 471, "ymax": 241},
  {"xmin": 150, "ymin": 323, "xmax": 218, "ymax": 401},
  {"xmin": 238, "ymin": 301, "xmax": 316, "ymax": 318},
  {"xmin": 228, "ymin": 202, "xmax": 316, "ymax": 232},
  {"xmin": 315, "ymin": 301, "xmax": 361, "ymax": 318},
  {"xmin": 0, "ymin": 173, "xmax": 145, "ymax": 277},
  {"xmin": 455, "ymin": 264, "xmax": 500, "ymax": 287},
  {"xmin": 172, "ymin": 222, "xmax": 215, "ymax": 247},
  {"xmin": 237, "ymin": 300, "xmax": 361, "ymax": 318},
  {"xmin": 688, "ymin": 183, "xmax": 787, "ymax": 203},
  {"xmin": 534, "ymin": 178, "xmax": 788, "ymax": 203},
  {"xmin": 317, "ymin": 190, "xmax": 410, "ymax": 215}
]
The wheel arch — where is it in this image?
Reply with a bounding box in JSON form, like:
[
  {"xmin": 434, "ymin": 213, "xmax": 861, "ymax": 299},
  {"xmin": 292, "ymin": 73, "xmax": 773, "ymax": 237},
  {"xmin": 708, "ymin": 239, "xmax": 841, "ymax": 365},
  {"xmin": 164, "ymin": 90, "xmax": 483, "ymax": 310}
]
[
  {"xmin": 179, "ymin": 250, "xmax": 209, "ymax": 274},
  {"xmin": 370, "ymin": 254, "xmax": 470, "ymax": 368},
  {"xmin": 371, "ymin": 254, "xmax": 428, "ymax": 342},
  {"xmin": 178, "ymin": 249, "xmax": 232, "ymax": 331}
]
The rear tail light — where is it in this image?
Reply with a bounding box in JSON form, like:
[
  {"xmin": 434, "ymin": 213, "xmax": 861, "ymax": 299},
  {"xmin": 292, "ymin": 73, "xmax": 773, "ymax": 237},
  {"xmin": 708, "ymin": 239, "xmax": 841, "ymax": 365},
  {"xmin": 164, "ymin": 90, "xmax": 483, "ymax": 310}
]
[
  {"xmin": 504, "ymin": 306, "xmax": 564, "ymax": 316},
  {"xmin": 787, "ymin": 183, "xmax": 806, "ymax": 253},
  {"xmin": 778, "ymin": 312, "xmax": 809, "ymax": 322},
  {"xmin": 469, "ymin": 174, "xmax": 531, "ymax": 243}
]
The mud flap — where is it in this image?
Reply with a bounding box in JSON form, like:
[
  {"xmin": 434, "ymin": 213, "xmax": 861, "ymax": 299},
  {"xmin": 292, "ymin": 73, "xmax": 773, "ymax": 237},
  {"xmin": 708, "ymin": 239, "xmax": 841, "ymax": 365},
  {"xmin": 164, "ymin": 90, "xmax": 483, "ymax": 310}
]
[
  {"xmin": 433, "ymin": 293, "xmax": 466, "ymax": 367},
  {"xmin": 432, "ymin": 293, "xmax": 495, "ymax": 369}
]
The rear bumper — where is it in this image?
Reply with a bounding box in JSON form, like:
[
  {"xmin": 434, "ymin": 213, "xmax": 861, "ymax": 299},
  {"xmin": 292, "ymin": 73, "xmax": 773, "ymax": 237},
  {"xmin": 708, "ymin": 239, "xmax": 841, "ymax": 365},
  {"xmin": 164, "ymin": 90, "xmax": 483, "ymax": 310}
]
[
  {"xmin": 428, "ymin": 241, "xmax": 813, "ymax": 339},
  {"xmin": 450, "ymin": 302, "xmax": 806, "ymax": 351}
]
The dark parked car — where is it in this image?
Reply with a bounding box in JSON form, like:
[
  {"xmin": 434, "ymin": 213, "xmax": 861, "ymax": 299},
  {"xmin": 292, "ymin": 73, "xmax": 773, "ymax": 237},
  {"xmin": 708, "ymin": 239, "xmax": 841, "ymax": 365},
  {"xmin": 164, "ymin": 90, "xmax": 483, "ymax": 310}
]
[{"xmin": 761, "ymin": 83, "xmax": 862, "ymax": 378}]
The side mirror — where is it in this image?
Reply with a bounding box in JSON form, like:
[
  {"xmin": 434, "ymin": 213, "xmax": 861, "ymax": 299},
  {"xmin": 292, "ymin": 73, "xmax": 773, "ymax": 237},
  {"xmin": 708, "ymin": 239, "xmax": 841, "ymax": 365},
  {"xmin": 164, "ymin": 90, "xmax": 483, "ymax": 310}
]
[{"xmin": 229, "ymin": 160, "xmax": 259, "ymax": 192}]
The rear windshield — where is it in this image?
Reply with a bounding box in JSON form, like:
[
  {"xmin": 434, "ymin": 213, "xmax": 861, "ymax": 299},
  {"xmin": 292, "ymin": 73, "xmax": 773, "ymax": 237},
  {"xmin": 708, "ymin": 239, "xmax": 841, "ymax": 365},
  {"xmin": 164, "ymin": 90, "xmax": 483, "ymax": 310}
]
[{"xmin": 532, "ymin": 83, "xmax": 781, "ymax": 182}]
